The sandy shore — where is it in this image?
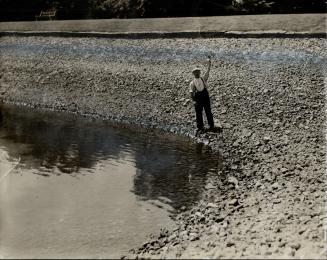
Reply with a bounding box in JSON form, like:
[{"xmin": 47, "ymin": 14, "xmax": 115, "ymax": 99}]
[{"xmin": 0, "ymin": 34, "xmax": 326, "ymax": 258}]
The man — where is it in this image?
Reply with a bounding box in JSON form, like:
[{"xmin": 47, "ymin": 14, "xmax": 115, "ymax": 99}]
[{"xmin": 189, "ymin": 56, "xmax": 214, "ymax": 133}]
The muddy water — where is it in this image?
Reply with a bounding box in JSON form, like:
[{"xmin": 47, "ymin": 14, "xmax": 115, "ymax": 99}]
[{"xmin": 0, "ymin": 104, "xmax": 221, "ymax": 259}]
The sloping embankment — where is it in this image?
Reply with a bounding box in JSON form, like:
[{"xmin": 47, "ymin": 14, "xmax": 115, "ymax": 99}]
[
  {"xmin": 0, "ymin": 13, "xmax": 325, "ymax": 37},
  {"xmin": 0, "ymin": 14, "xmax": 326, "ymax": 259}
]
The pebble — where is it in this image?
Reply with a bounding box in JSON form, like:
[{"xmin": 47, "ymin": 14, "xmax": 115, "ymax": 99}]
[
  {"xmin": 281, "ymin": 167, "xmax": 288, "ymax": 173},
  {"xmin": 290, "ymin": 243, "xmax": 301, "ymax": 251},
  {"xmin": 215, "ymin": 216, "xmax": 225, "ymax": 223},
  {"xmin": 227, "ymin": 176, "xmax": 239, "ymax": 187},
  {"xmin": 229, "ymin": 199, "xmax": 239, "ymax": 206},
  {"xmin": 205, "ymin": 183, "xmax": 215, "ymax": 190},
  {"xmin": 271, "ymin": 182, "xmax": 279, "ymax": 190},
  {"xmin": 298, "ymin": 228, "xmax": 306, "ymax": 235},
  {"xmin": 189, "ymin": 233, "xmax": 199, "ymax": 241},
  {"xmin": 207, "ymin": 203, "xmax": 219, "ymax": 208},
  {"xmin": 226, "ymin": 241, "xmax": 235, "ymax": 247},
  {"xmin": 278, "ymin": 241, "xmax": 287, "ymax": 248},
  {"xmin": 263, "ymin": 136, "xmax": 271, "ymax": 142}
]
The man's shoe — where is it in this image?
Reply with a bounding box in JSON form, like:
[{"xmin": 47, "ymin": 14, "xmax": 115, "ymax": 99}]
[
  {"xmin": 195, "ymin": 128, "xmax": 204, "ymax": 136},
  {"xmin": 209, "ymin": 126, "xmax": 222, "ymax": 133}
]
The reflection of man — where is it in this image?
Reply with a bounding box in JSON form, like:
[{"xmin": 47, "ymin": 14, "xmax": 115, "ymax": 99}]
[{"xmin": 189, "ymin": 56, "xmax": 214, "ymax": 132}]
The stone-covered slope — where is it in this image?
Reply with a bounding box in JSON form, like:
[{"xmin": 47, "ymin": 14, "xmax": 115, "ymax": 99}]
[{"xmin": 0, "ymin": 36, "xmax": 326, "ymax": 258}]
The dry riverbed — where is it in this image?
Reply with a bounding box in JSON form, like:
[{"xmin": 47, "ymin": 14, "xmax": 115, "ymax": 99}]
[{"xmin": 0, "ymin": 35, "xmax": 326, "ymax": 258}]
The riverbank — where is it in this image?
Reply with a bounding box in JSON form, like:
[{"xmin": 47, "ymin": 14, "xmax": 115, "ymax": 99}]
[
  {"xmin": 0, "ymin": 13, "xmax": 325, "ymax": 38},
  {"xmin": 0, "ymin": 34, "xmax": 326, "ymax": 258}
]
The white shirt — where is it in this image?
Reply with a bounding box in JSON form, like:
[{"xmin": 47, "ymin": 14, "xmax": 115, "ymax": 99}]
[
  {"xmin": 190, "ymin": 78, "xmax": 205, "ymax": 92},
  {"xmin": 189, "ymin": 74, "xmax": 209, "ymax": 93}
]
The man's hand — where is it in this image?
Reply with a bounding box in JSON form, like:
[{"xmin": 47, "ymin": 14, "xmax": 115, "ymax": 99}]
[{"xmin": 190, "ymin": 92, "xmax": 196, "ymax": 102}]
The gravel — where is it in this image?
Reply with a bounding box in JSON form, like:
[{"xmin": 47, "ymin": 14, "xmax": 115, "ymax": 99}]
[{"xmin": 0, "ymin": 35, "xmax": 326, "ymax": 259}]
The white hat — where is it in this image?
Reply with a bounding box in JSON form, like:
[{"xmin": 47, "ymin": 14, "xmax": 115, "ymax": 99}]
[{"xmin": 192, "ymin": 67, "xmax": 201, "ymax": 73}]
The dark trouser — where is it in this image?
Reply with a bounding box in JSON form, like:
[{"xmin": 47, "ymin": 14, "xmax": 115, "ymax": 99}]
[{"xmin": 194, "ymin": 88, "xmax": 214, "ymax": 130}]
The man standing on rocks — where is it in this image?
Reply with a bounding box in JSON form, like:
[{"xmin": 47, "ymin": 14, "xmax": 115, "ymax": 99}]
[{"xmin": 189, "ymin": 56, "xmax": 215, "ymax": 133}]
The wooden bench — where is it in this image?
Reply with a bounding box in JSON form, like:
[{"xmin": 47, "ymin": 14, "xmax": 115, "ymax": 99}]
[{"xmin": 35, "ymin": 9, "xmax": 56, "ymax": 21}]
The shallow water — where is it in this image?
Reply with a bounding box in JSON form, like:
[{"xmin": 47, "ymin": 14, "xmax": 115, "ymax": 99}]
[{"xmin": 0, "ymin": 104, "xmax": 221, "ymax": 258}]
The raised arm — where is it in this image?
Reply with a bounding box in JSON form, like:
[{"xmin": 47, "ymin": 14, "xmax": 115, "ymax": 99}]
[{"xmin": 203, "ymin": 56, "xmax": 211, "ymax": 82}]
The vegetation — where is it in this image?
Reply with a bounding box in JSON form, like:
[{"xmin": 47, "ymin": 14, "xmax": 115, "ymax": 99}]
[{"xmin": 0, "ymin": 0, "xmax": 325, "ymax": 21}]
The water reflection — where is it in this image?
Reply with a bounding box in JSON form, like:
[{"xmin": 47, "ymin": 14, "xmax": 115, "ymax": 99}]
[
  {"xmin": 0, "ymin": 104, "xmax": 221, "ymax": 210},
  {"xmin": 133, "ymin": 141, "xmax": 220, "ymax": 209}
]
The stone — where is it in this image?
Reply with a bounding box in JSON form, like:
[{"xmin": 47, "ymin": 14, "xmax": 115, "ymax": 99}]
[
  {"xmin": 254, "ymin": 181, "xmax": 264, "ymax": 189},
  {"xmin": 221, "ymin": 108, "xmax": 227, "ymax": 114},
  {"xmin": 264, "ymin": 172, "xmax": 275, "ymax": 181},
  {"xmin": 180, "ymin": 230, "xmax": 188, "ymax": 240},
  {"xmin": 281, "ymin": 167, "xmax": 288, "ymax": 173},
  {"xmin": 226, "ymin": 241, "xmax": 235, "ymax": 247},
  {"xmin": 189, "ymin": 233, "xmax": 199, "ymax": 241},
  {"xmin": 289, "ymin": 250, "xmax": 296, "ymax": 257},
  {"xmin": 228, "ymin": 176, "xmax": 239, "ymax": 189},
  {"xmin": 298, "ymin": 228, "xmax": 306, "ymax": 235},
  {"xmin": 195, "ymin": 212, "xmax": 205, "ymax": 220},
  {"xmin": 217, "ymin": 232, "xmax": 227, "ymax": 240},
  {"xmin": 215, "ymin": 216, "xmax": 225, "ymax": 223},
  {"xmin": 232, "ymin": 140, "xmax": 240, "ymax": 147},
  {"xmin": 278, "ymin": 241, "xmax": 287, "ymax": 248},
  {"xmin": 183, "ymin": 99, "xmax": 190, "ymax": 107},
  {"xmin": 272, "ymin": 182, "xmax": 279, "ymax": 190},
  {"xmin": 263, "ymin": 147, "xmax": 271, "ymax": 153},
  {"xmin": 211, "ymin": 224, "xmax": 220, "ymax": 233},
  {"xmin": 229, "ymin": 199, "xmax": 239, "ymax": 206},
  {"xmin": 207, "ymin": 203, "xmax": 219, "ymax": 208},
  {"xmin": 205, "ymin": 183, "xmax": 215, "ymax": 190},
  {"xmin": 263, "ymin": 136, "xmax": 271, "ymax": 142},
  {"xmin": 273, "ymin": 198, "xmax": 281, "ymax": 204},
  {"xmin": 242, "ymin": 129, "xmax": 253, "ymax": 138},
  {"xmin": 290, "ymin": 243, "xmax": 301, "ymax": 251}
]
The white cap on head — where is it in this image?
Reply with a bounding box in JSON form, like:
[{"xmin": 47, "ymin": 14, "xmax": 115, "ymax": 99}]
[{"xmin": 192, "ymin": 67, "xmax": 201, "ymax": 73}]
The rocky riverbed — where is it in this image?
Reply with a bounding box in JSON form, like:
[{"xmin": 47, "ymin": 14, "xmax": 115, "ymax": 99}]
[{"xmin": 0, "ymin": 35, "xmax": 326, "ymax": 258}]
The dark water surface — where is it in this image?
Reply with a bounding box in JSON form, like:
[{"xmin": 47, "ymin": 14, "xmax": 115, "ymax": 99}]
[{"xmin": 0, "ymin": 104, "xmax": 221, "ymax": 258}]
